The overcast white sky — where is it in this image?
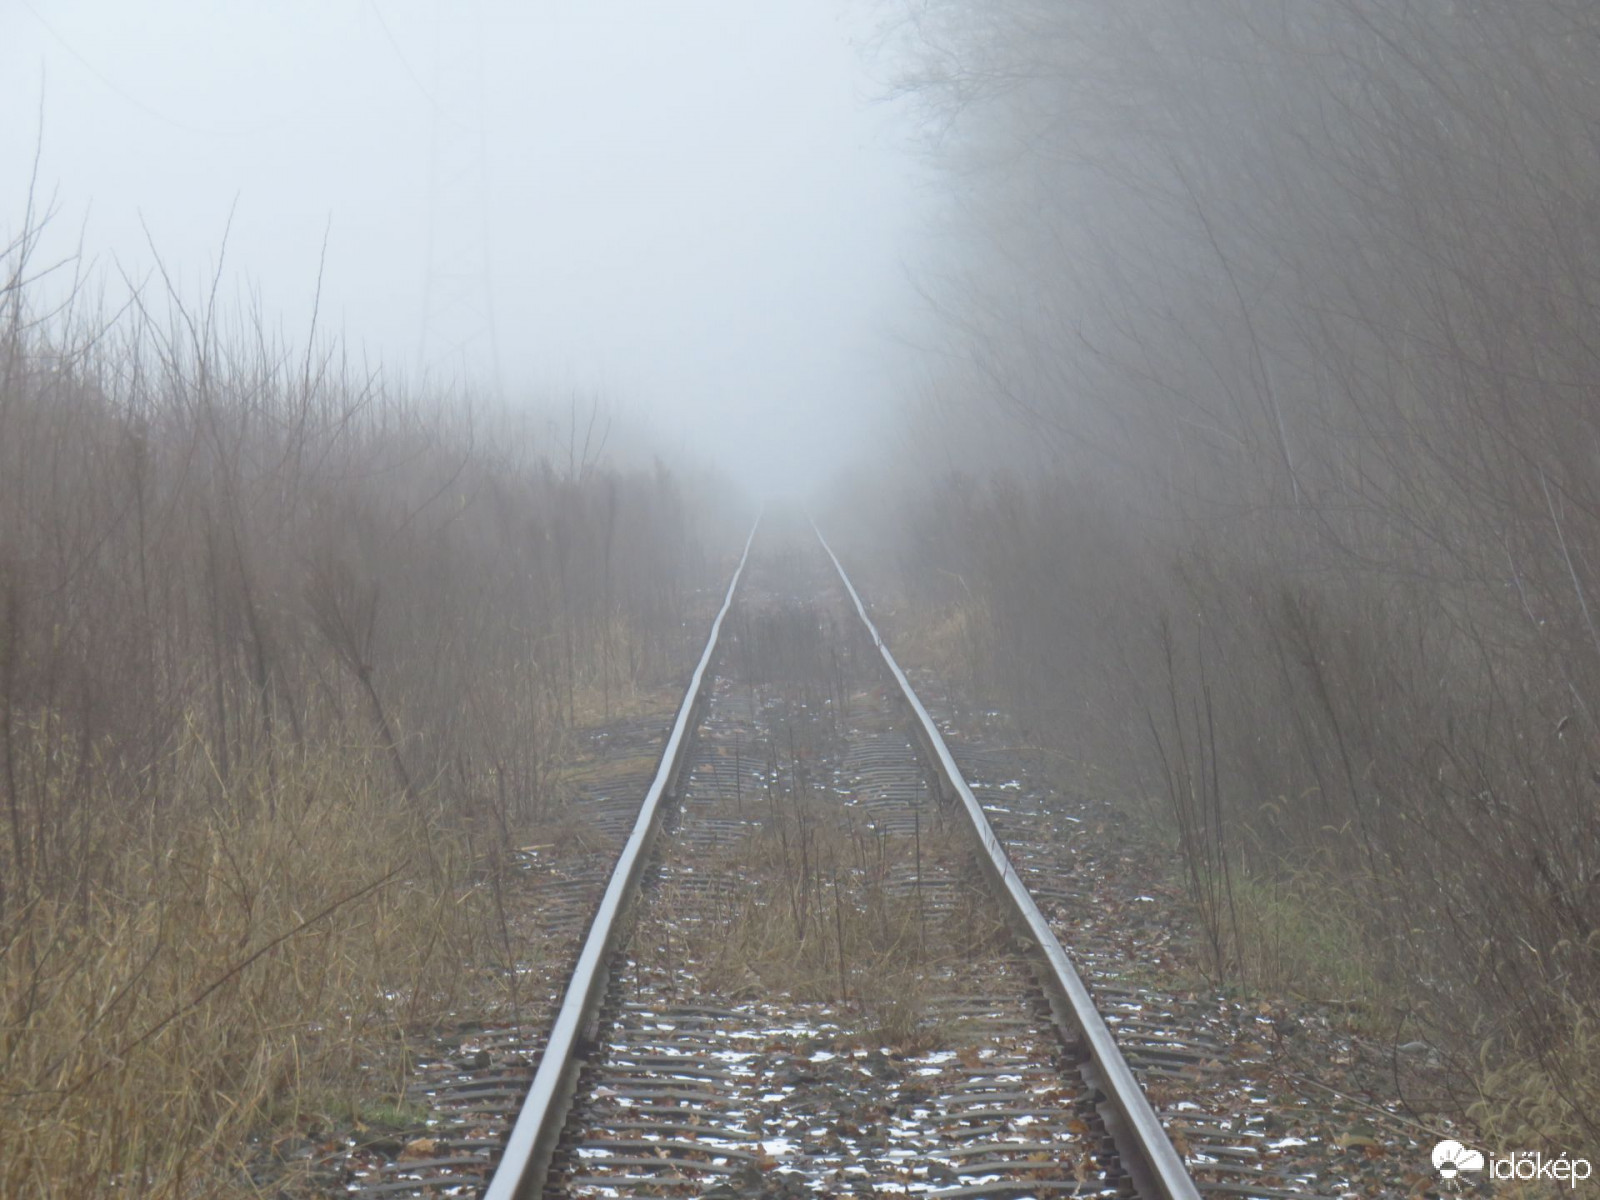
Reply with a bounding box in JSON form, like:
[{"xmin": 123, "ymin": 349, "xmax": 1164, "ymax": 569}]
[{"xmin": 1, "ymin": 0, "xmax": 928, "ymax": 495}]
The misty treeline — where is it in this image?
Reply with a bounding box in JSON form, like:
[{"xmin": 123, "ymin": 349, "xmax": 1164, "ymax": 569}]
[
  {"xmin": 0, "ymin": 209, "xmax": 729, "ymax": 1192},
  {"xmin": 872, "ymin": 0, "xmax": 1600, "ymax": 1142}
]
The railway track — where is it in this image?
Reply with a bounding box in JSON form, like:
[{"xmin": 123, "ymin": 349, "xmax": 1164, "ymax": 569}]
[
  {"xmin": 346, "ymin": 515, "xmax": 1340, "ymax": 1199},
  {"xmin": 467, "ymin": 518, "xmax": 1200, "ymax": 1200}
]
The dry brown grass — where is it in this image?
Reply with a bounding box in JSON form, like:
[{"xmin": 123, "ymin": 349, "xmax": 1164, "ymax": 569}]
[
  {"xmin": 0, "ymin": 731, "xmax": 487, "ymax": 1198},
  {"xmin": 655, "ymin": 807, "xmax": 1009, "ymax": 1052},
  {"xmin": 0, "ymin": 637, "xmax": 703, "ymax": 1198},
  {"xmin": 1470, "ymin": 1007, "xmax": 1600, "ymax": 1161},
  {"xmin": 0, "ymin": 205, "xmax": 729, "ymax": 1194}
]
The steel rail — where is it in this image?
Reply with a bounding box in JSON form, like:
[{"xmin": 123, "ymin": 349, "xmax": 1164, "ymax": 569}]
[
  {"xmin": 483, "ymin": 513, "xmax": 761, "ymax": 1200},
  {"xmin": 814, "ymin": 523, "xmax": 1203, "ymax": 1200}
]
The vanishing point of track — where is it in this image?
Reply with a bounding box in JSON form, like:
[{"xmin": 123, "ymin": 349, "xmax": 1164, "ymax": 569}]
[
  {"xmin": 473, "ymin": 524, "xmax": 1203, "ymax": 1200},
  {"xmin": 360, "ymin": 516, "xmax": 1217, "ymax": 1199}
]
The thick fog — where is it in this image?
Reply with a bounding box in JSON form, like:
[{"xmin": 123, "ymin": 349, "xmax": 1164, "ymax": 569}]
[
  {"xmin": 2, "ymin": 0, "xmax": 926, "ymax": 495},
  {"xmin": 9, "ymin": 0, "xmax": 1600, "ymax": 1177}
]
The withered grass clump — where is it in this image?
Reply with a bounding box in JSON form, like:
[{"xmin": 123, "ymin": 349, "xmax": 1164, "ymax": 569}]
[
  {"xmin": 657, "ymin": 810, "xmax": 1009, "ymax": 1051},
  {"xmin": 1, "ymin": 735, "xmax": 483, "ymax": 1197}
]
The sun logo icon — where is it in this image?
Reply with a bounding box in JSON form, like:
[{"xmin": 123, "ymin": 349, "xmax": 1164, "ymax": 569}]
[{"xmin": 1432, "ymin": 1139, "xmax": 1485, "ymax": 1186}]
